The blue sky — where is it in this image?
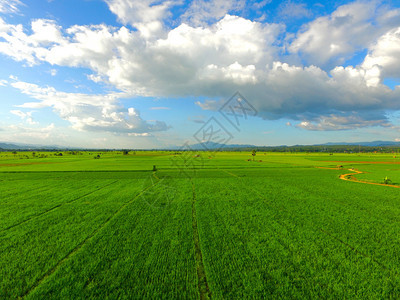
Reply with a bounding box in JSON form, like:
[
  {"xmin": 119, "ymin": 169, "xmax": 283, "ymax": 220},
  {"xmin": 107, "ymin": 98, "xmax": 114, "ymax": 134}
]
[{"xmin": 0, "ymin": 0, "xmax": 400, "ymax": 148}]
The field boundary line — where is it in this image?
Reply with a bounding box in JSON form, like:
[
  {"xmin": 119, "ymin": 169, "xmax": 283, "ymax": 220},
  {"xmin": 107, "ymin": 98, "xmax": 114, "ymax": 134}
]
[
  {"xmin": 21, "ymin": 180, "xmax": 160, "ymax": 299},
  {"xmin": 190, "ymin": 179, "xmax": 212, "ymax": 300},
  {"xmin": 0, "ymin": 180, "xmax": 119, "ymax": 234}
]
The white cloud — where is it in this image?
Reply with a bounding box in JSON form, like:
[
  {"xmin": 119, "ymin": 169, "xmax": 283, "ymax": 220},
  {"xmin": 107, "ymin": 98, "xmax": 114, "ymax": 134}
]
[
  {"xmin": 11, "ymin": 80, "xmax": 168, "ymax": 134},
  {"xmin": 289, "ymin": 2, "xmax": 400, "ymax": 66},
  {"xmin": 4, "ymin": 123, "xmax": 58, "ymax": 143},
  {"xmin": 296, "ymin": 113, "xmax": 391, "ymax": 131},
  {"xmin": 0, "ymin": 0, "xmax": 23, "ymax": 14},
  {"xmin": 30, "ymin": 19, "xmax": 66, "ymax": 46},
  {"xmin": 0, "ymin": 18, "xmax": 37, "ymax": 65},
  {"xmin": 200, "ymin": 62, "xmax": 257, "ymax": 84},
  {"xmin": 104, "ymin": 0, "xmax": 181, "ymax": 37},
  {"xmin": 330, "ymin": 64, "xmax": 382, "ymax": 88},
  {"xmin": 362, "ymin": 26, "xmax": 400, "ymax": 79},
  {"xmin": 0, "ymin": 15, "xmax": 282, "ymax": 93},
  {"xmin": 0, "ymin": 79, "xmax": 7, "ymax": 86},
  {"xmin": 10, "ymin": 109, "xmax": 37, "ymax": 124},
  {"xmin": 195, "ymin": 60, "xmax": 400, "ymax": 130},
  {"xmin": 128, "ymin": 132, "xmax": 151, "ymax": 137},
  {"xmin": 195, "ymin": 99, "xmax": 222, "ymax": 110}
]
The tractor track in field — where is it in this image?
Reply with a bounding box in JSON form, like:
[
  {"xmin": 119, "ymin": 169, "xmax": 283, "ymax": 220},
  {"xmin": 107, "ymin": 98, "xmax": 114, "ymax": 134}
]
[
  {"xmin": 190, "ymin": 179, "xmax": 212, "ymax": 300},
  {"xmin": 317, "ymin": 167, "xmax": 400, "ymax": 188},
  {"xmin": 218, "ymin": 168, "xmax": 395, "ymax": 273},
  {"xmin": 0, "ymin": 180, "xmax": 119, "ymax": 234},
  {"xmin": 21, "ymin": 179, "xmax": 161, "ymax": 299},
  {"xmin": 317, "ymin": 228, "xmax": 390, "ymax": 270},
  {"xmin": 1, "ymin": 182, "xmax": 54, "ymax": 198}
]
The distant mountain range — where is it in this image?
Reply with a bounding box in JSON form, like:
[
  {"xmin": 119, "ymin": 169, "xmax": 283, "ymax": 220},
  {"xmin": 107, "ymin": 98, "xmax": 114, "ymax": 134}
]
[
  {"xmin": 0, "ymin": 142, "xmax": 62, "ymax": 150},
  {"xmin": 1, "ymin": 140, "xmax": 400, "ymax": 151},
  {"xmin": 186, "ymin": 141, "xmax": 400, "ymax": 150}
]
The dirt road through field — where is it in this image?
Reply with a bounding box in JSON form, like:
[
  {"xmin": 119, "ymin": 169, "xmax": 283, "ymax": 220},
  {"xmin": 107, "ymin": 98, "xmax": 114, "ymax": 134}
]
[{"xmin": 317, "ymin": 167, "xmax": 400, "ymax": 188}]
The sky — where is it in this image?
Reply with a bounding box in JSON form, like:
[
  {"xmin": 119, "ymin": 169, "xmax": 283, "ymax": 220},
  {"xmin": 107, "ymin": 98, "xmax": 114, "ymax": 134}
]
[{"xmin": 0, "ymin": 0, "xmax": 400, "ymax": 149}]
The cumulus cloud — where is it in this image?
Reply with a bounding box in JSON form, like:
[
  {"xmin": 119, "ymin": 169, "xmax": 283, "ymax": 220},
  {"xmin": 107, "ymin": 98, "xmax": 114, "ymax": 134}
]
[
  {"xmin": 104, "ymin": 0, "xmax": 181, "ymax": 37},
  {"xmin": 362, "ymin": 26, "xmax": 400, "ymax": 79},
  {"xmin": 0, "ymin": 15, "xmax": 283, "ymax": 91},
  {"xmin": 196, "ymin": 61, "xmax": 400, "ymax": 130},
  {"xmin": 11, "ymin": 81, "xmax": 168, "ymax": 134},
  {"xmin": 290, "ymin": 1, "xmax": 400, "ymax": 66}
]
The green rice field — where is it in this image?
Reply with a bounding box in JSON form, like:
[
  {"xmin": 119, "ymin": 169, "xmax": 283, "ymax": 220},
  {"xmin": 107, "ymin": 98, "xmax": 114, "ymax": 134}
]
[{"xmin": 1, "ymin": 151, "xmax": 400, "ymax": 298}]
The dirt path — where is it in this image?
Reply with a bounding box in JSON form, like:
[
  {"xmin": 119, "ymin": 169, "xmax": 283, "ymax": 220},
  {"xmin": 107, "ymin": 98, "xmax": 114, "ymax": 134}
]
[
  {"xmin": 317, "ymin": 167, "xmax": 400, "ymax": 188},
  {"xmin": 190, "ymin": 180, "xmax": 211, "ymax": 300}
]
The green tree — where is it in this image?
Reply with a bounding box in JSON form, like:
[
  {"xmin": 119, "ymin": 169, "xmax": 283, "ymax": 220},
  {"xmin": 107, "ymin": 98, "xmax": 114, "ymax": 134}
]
[{"xmin": 383, "ymin": 176, "xmax": 392, "ymax": 184}]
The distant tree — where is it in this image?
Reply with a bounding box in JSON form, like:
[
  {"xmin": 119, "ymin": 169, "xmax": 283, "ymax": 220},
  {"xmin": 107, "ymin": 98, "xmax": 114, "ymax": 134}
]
[
  {"xmin": 252, "ymin": 150, "xmax": 256, "ymax": 161},
  {"xmin": 123, "ymin": 150, "xmax": 129, "ymax": 155}
]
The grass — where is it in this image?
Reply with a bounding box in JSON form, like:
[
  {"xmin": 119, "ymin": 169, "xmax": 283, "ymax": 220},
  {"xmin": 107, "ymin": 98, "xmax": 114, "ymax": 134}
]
[{"xmin": 1, "ymin": 151, "xmax": 400, "ymax": 298}]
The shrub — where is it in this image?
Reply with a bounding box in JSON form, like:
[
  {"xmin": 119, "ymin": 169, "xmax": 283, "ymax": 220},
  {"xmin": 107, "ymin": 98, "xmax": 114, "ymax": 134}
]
[{"xmin": 383, "ymin": 176, "xmax": 392, "ymax": 184}]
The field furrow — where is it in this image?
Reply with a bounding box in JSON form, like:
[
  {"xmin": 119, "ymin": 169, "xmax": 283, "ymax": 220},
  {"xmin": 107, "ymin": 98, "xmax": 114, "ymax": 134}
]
[
  {"xmin": 0, "ymin": 180, "xmax": 118, "ymax": 233},
  {"xmin": 190, "ymin": 179, "xmax": 211, "ymax": 300}
]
